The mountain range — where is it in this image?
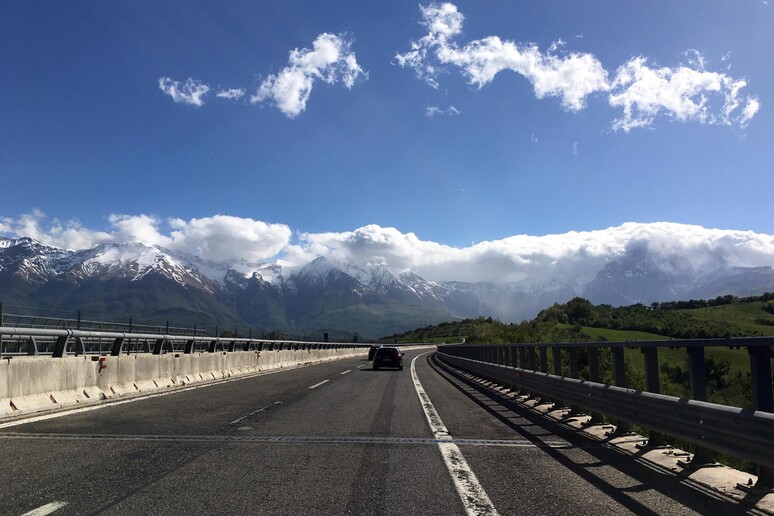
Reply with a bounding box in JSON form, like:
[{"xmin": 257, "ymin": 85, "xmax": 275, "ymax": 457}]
[{"xmin": 2, "ymin": 235, "xmax": 774, "ymax": 338}]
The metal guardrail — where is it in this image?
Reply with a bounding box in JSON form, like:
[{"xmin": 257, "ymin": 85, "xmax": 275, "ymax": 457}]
[
  {"xmin": 0, "ymin": 313, "xmax": 203, "ymax": 336},
  {"xmin": 436, "ymin": 338, "xmax": 774, "ymax": 488},
  {"xmin": 0, "ymin": 326, "xmax": 372, "ymax": 357}
]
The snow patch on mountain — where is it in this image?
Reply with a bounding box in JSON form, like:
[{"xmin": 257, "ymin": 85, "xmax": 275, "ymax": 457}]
[{"xmin": 2, "ymin": 230, "xmax": 774, "ymax": 324}]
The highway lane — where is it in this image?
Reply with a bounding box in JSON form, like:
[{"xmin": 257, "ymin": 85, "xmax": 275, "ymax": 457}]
[{"xmin": 0, "ymin": 350, "xmax": 754, "ymax": 515}]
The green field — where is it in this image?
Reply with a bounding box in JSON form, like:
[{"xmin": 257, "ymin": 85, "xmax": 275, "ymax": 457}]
[{"xmin": 685, "ymin": 300, "xmax": 774, "ymax": 335}]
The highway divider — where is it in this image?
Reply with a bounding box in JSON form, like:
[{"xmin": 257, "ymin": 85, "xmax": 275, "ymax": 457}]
[
  {"xmin": 0, "ymin": 326, "xmax": 434, "ymax": 420},
  {"xmin": 0, "ymin": 349, "xmax": 364, "ymax": 418}
]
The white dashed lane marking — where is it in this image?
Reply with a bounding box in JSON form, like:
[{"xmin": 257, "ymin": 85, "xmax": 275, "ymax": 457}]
[
  {"xmin": 308, "ymin": 380, "xmax": 330, "ymax": 389},
  {"xmin": 21, "ymin": 502, "xmax": 68, "ymax": 516},
  {"xmin": 229, "ymin": 401, "xmax": 283, "ymax": 425}
]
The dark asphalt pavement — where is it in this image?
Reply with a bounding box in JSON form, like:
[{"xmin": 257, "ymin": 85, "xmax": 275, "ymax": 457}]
[{"xmin": 0, "ymin": 351, "xmax": 754, "ymax": 515}]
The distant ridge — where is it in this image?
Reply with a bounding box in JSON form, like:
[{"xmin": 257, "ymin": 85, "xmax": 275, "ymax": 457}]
[{"xmin": 1, "ymin": 231, "xmax": 774, "ymax": 337}]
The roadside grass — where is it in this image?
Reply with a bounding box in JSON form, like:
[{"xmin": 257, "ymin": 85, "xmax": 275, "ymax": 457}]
[{"xmin": 685, "ymin": 301, "xmax": 774, "ymax": 335}]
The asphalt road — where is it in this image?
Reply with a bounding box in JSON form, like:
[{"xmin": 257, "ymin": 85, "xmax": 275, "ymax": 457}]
[{"xmin": 0, "ymin": 350, "xmax": 755, "ymax": 515}]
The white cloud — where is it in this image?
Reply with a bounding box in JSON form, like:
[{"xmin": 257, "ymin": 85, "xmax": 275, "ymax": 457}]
[
  {"xmin": 740, "ymin": 97, "xmax": 760, "ymax": 126},
  {"xmin": 548, "ymin": 39, "xmax": 567, "ymax": 52},
  {"xmin": 289, "ymin": 222, "xmax": 774, "ymax": 287},
  {"xmin": 531, "ymin": 133, "xmax": 538, "ymax": 143},
  {"xmin": 158, "ymin": 77, "xmax": 210, "ymax": 106},
  {"xmin": 573, "ymin": 141, "xmax": 578, "ymax": 155},
  {"xmin": 250, "ymin": 33, "xmax": 366, "ymax": 118},
  {"xmin": 4, "ymin": 214, "xmax": 774, "ymax": 288},
  {"xmin": 0, "ymin": 210, "xmax": 112, "ymax": 250},
  {"xmin": 425, "ymin": 105, "xmax": 460, "ymax": 117},
  {"xmin": 0, "ymin": 212, "xmax": 292, "ymax": 263},
  {"xmin": 396, "ymin": 2, "xmax": 609, "ymax": 111},
  {"xmin": 609, "ymin": 56, "xmax": 761, "ymax": 131},
  {"xmin": 168, "ymin": 215, "xmax": 291, "ymax": 262},
  {"xmin": 216, "ymin": 88, "xmax": 246, "ymax": 100},
  {"xmin": 108, "ymin": 214, "xmax": 171, "ymax": 248},
  {"xmin": 397, "ymin": 3, "xmax": 759, "ymax": 130}
]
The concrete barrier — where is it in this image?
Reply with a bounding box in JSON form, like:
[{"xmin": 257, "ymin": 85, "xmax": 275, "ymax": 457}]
[{"xmin": 0, "ymin": 347, "xmax": 366, "ymax": 420}]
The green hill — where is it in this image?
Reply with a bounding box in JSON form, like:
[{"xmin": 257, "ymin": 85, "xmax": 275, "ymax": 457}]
[
  {"xmin": 384, "ymin": 293, "xmax": 774, "ymax": 344},
  {"xmin": 382, "ymin": 294, "xmax": 774, "ymax": 406}
]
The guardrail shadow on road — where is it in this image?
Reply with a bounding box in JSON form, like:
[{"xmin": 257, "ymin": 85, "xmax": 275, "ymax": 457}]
[{"xmin": 427, "ymin": 353, "xmax": 763, "ymax": 515}]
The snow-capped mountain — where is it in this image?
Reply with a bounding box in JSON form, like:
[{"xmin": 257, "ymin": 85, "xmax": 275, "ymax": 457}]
[
  {"xmin": 1, "ymin": 234, "xmax": 774, "ymax": 337},
  {"xmin": 0, "ymin": 237, "xmax": 77, "ymax": 283}
]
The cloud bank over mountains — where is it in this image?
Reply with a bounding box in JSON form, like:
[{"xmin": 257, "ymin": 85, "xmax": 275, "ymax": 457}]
[
  {"xmin": 395, "ymin": 3, "xmax": 759, "ymax": 131},
  {"xmin": 2, "ymin": 212, "xmax": 773, "ymax": 288}
]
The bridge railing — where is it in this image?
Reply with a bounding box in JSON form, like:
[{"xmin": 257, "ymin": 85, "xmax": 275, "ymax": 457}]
[
  {"xmin": 436, "ymin": 338, "xmax": 774, "ymax": 489},
  {"xmin": 0, "ymin": 326, "xmax": 371, "ymax": 357}
]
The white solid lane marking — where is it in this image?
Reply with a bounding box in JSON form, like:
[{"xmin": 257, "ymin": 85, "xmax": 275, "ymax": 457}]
[
  {"xmin": 308, "ymin": 380, "xmax": 329, "ymax": 389},
  {"xmin": 411, "ymin": 353, "xmax": 499, "ymax": 516},
  {"xmin": 341, "ymin": 370, "xmax": 352, "ymax": 375},
  {"xmin": 0, "ymin": 432, "xmax": 573, "ymax": 447},
  {"xmin": 229, "ymin": 401, "xmax": 283, "ymax": 425},
  {"xmin": 21, "ymin": 502, "xmax": 68, "ymax": 516}
]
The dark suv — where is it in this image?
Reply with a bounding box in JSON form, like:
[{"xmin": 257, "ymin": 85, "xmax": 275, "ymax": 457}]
[{"xmin": 373, "ymin": 346, "xmax": 404, "ymax": 370}]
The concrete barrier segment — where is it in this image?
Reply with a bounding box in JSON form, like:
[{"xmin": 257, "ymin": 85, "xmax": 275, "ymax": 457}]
[{"xmin": 0, "ymin": 347, "xmax": 367, "ymax": 419}]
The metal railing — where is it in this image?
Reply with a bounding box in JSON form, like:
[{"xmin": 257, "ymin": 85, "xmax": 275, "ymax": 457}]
[
  {"xmin": 0, "ymin": 326, "xmax": 371, "ymax": 357},
  {"xmin": 436, "ymin": 337, "xmax": 774, "ymax": 489},
  {"xmin": 0, "ymin": 303, "xmax": 362, "ymax": 344}
]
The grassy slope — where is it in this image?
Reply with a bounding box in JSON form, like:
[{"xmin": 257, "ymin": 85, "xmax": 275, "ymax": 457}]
[{"xmin": 686, "ymin": 301, "xmax": 774, "ymax": 334}]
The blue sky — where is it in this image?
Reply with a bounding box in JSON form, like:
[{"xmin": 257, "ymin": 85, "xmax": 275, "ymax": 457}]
[{"xmin": 1, "ymin": 1, "xmax": 772, "ymax": 258}]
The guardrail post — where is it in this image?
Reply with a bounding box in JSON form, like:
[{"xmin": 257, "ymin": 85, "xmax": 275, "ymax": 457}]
[
  {"xmin": 110, "ymin": 337, "xmax": 125, "ymax": 356},
  {"xmin": 567, "ymin": 347, "xmax": 581, "ymax": 415},
  {"xmin": 553, "ymin": 345, "xmax": 562, "ymax": 376},
  {"xmin": 52, "ymin": 335, "xmax": 69, "ymax": 358},
  {"xmin": 680, "ymin": 346, "xmax": 716, "ymax": 467},
  {"xmin": 539, "ymin": 347, "xmax": 548, "ymax": 373},
  {"xmin": 610, "ymin": 346, "xmax": 630, "ymax": 434},
  {"xmin": 153, "ymin": 338, "xmax": 165, "ymax": 355},
  {"xmin": 527, "ymin": 346, "xmax": 536, "ymax": 371},
  {"xmin": 507, "ymin": 345, "xmax": 521, "ymax": 393},
  {"xmin": 27, "ymin": 336, "xmax": 38, "ymax": 355},
  {"xmin": 640, "ymin": 347, "xmax": 667, "ymax": 447},
  {"xmin": 586, "ymin": 347, "xmax": 604, "ymax": 424},
  {"xmin": 568, "ymin": 347, "xmax": 579, "ymax": 378},
  {"xmin": 75, "ymin": 337, "xmax": 86, "ymax": 356},
  {"xmin": 127, "ymin": 316, "xmax": 133, "ymax": 355},
  {"xmin": 742, "ymin": 344, "xmax": 774, "ymax": 491},
  {"xmin": 749, "ymin": 345, "xmax": 773, "ymax": 413},
  {"xmin": 184, "ymin": 340, "xmax": 194, "ymax": 354},
  {"xmin": 518, "ymin": 347, "xmax": 526, "ymax": 369}
]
